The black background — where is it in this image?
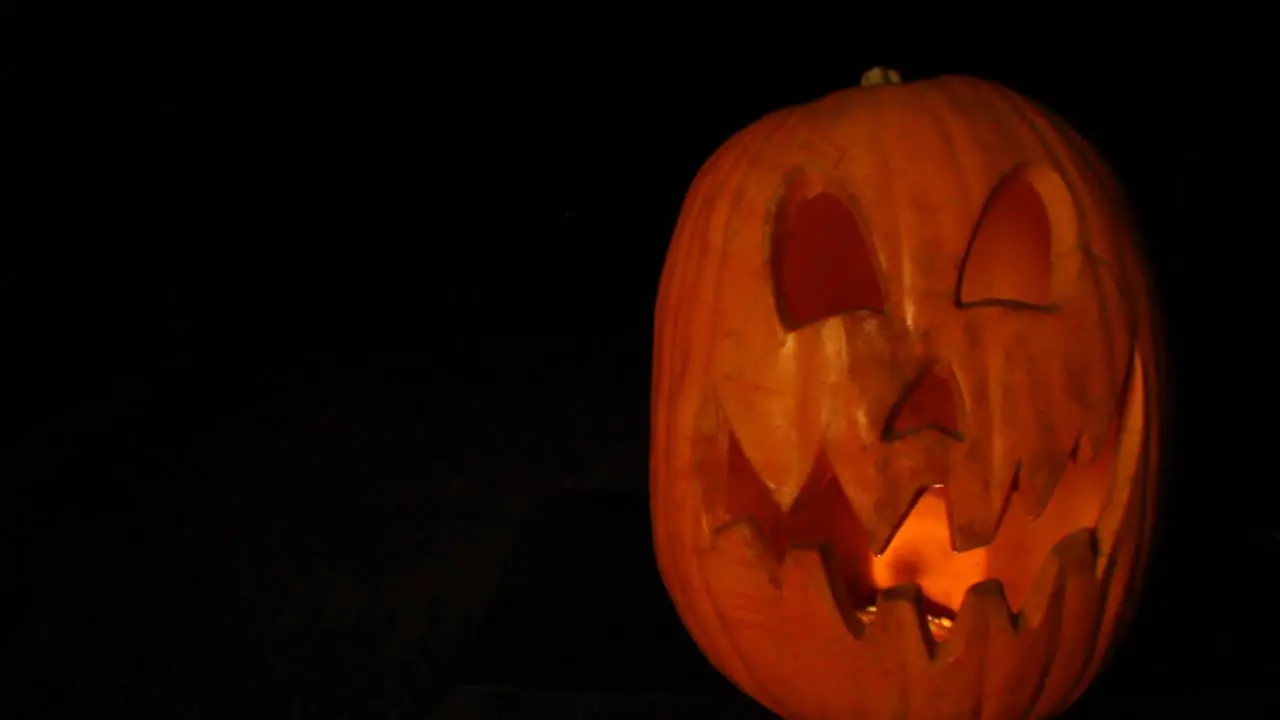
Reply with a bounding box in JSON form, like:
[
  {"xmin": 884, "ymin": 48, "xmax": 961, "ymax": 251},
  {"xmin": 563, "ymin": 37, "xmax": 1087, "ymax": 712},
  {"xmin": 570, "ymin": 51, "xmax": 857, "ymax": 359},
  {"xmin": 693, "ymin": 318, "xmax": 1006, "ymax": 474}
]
[{"xmin": 10, "ymin": 5, "xmax": 1276, "ymax": 718}]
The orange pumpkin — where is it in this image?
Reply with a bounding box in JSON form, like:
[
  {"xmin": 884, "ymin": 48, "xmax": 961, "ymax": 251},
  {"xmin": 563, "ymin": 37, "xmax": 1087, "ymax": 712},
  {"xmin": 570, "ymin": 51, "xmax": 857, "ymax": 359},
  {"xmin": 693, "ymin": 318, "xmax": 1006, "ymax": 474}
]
[{"xmin": 649, "ymin": 68, "xmax": 1161, "ymax": 719}]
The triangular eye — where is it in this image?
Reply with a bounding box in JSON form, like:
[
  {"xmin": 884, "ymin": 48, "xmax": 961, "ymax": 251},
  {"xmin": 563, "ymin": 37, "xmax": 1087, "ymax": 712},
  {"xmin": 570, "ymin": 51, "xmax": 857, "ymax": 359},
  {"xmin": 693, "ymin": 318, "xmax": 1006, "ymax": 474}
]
[
  {"xmin": 956, "ymin": 165, "xmax": 1055, "ymax": 309},
  {"xmin": 772, "ymin": 190, "xmax": 884, "ymax": 331}
]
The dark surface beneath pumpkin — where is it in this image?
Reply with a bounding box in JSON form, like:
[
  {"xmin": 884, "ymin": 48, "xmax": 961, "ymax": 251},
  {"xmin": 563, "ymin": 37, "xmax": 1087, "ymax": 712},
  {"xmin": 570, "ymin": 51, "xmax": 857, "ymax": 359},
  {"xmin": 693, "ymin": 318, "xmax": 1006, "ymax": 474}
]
[{"xmin": 446, "ymin": 490, "xmax": 1280, "ymax": 718}]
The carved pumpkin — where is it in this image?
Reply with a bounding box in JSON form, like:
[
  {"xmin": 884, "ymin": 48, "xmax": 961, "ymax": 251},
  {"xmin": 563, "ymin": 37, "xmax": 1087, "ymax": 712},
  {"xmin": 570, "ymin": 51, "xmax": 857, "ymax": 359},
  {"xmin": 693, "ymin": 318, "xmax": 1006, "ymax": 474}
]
[{"xmin": 649, "ymin": 68, "xmax": 1161, "ymax": 719}]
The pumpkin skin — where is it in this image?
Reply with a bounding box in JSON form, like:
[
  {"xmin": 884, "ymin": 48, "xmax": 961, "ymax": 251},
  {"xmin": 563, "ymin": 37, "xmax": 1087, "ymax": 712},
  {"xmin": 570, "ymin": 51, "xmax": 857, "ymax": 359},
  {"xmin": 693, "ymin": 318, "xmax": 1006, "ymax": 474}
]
[{"xmin": 649, "ymin": 69, "xmax": 1161, "ymax": 719}]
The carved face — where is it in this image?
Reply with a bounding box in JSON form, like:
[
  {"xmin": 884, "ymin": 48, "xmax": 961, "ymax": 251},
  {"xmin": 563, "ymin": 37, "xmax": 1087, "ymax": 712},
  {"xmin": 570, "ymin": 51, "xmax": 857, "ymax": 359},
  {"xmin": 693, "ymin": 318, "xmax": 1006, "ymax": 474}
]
[{"xmin": 650, "ymin": 74, "xmax": 1160, "ymax": 719}]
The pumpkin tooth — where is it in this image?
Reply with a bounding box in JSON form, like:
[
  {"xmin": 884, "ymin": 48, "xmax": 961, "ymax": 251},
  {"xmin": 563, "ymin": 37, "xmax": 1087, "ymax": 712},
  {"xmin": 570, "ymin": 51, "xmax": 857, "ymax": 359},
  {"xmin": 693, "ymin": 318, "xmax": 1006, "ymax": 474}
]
[
  {"xmin": 1017, "ymin": 528, "xmax": 1095, "ymax": 630},
  {"xmin": 862, "ymin": 483, "xmax": 932, "ymax": 556},
  {"xmin": 864, "ymin": 583, "xmax": 937, "ymax": 662},
  {"xmin": 934, "ymin": 578, "xmax": 1016, "ymax": 664},
  {"xmin": 1015, "ymin": 451, "xmax": 1071, "ymax": 520},
  {"xmin": 1077, "ymin": 345, "xmax": 1131, "ymax": 469},
  {"xmin": 1077, "ymin": 403, "xmax": 1120, "ymax": 470},
  {"xmin": 1028, "ymin": 533, "xmax": 1104, "ymax": 717},
  {"xmin": 944, "ymin": 456, "xmax": 1007, "ymax": 553},
  {"xmin": 1094, "ymin": 347, "xmax": 1147, "ymax": 571}
]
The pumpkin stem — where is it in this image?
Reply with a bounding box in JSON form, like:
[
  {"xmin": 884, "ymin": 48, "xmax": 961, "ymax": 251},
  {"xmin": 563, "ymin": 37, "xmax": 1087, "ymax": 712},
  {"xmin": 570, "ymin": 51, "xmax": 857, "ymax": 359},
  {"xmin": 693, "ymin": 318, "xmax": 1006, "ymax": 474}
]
[{"xmin": 861, "ymin": 67, "xmax": 903, "ymax": 86}]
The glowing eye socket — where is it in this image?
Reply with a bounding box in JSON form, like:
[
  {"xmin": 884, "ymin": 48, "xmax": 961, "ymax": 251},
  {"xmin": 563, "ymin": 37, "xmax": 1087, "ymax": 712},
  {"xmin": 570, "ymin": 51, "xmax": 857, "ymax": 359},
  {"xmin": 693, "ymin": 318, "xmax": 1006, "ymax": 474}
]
[
  {"xmin": 772, "ymin": 191, "xmax": 885, "ymax": 331},
  {"xmin": 957, "ymin": 168, "xmax": 1055, "ymax": 310}
]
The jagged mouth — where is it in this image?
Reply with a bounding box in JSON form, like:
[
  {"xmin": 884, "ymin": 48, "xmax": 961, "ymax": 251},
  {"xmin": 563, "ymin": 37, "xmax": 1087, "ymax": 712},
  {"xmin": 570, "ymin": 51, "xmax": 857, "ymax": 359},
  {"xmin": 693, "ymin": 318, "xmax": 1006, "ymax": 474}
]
[
  {"xmin": 834, "ymin": 481, "xmax": 1008, "ymax": 645},
  {"xmin": 706, "ymin": 426, "xmax": 1130, "ymax": 647},
  {"xmin": 710, "ymin": 483, "xmax": 971, "ymax": 645},
  {"xmin": 690, "ymin": 345, "xmax": 1147, "ymax": 662}
]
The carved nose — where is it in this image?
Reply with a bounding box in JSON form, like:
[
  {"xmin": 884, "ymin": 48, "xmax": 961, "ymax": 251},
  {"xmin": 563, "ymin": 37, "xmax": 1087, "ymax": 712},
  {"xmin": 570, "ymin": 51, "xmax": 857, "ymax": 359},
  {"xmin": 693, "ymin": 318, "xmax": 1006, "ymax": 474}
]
[{"xmin": 881, "ymin": 362, "xmax": 963, "ymax": 442}]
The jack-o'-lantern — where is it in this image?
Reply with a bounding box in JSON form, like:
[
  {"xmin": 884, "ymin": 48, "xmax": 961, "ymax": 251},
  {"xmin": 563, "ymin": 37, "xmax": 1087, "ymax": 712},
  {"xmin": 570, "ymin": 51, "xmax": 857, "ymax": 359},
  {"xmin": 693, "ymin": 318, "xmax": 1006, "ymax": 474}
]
[{"xmin": 649, "ymin": 67, "xmax": 1161, "ymax": 719}]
